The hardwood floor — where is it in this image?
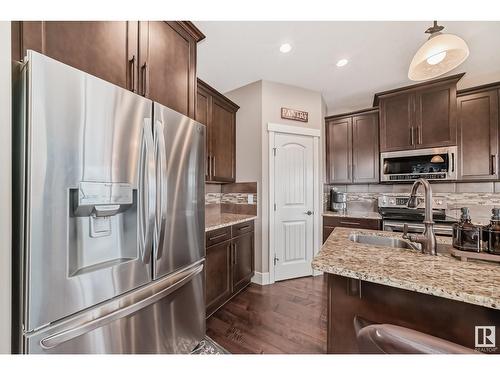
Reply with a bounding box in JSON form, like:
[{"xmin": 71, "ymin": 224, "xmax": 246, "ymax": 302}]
[{"xmin": 206, "ymin": 275, "xmax": 327, "ymax": 354}]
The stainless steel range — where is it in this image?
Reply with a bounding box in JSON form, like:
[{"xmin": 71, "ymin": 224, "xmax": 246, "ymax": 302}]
[{"xmin": 378, "ymin": 194, "xmax": 457, "ymax": 237}]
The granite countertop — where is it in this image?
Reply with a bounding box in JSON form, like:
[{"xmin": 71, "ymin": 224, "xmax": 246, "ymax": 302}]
[
  {"xmin": 205, "ymin": 213, "xmax": 257, "ymax": 232},
  {"xmin": 312, "ymin": 227, "xmax": 500, "ymax": 310},
  {"xmin": 322, "ymin": 210, "xmax": 382, "ymax": 220}
]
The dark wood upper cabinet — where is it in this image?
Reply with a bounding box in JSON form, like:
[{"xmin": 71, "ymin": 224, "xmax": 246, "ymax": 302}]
[
  {"xmin": 379, "ymin": 92, "xmax": 414, "ymax": 151},
  {"xmin": 232, "ymin": 231, "xmax": 254, "ymax": 294},
  {"xmin": 352, "ymin": 112, "xmax": 379, "ymax": 183},
  {"xmin": 196, "ymin": 79, "xmax": 239, "ymax": 183},
  {"xmin": 12, "ymin": 21, "xmax": 205, "ymax": 119},
  {"xmin": 139, "ymin": 21, "xmax": 203, "ymax": 118},
  {"xmin": 377, "ymin": 74, "xmax": 462, "ymax": 152},
  {"xmin": 12, "ymin": 21, "xmax": 138, "ymax": 91},
  {"xmin": 196, "ymin": 85, "xmax": 211, "ymax": 180},
  {"xmin": 415, "ymin": 83, "xmax": 457, "ymax": 148},
  {"xmin": 457, "ymin": 89, "xmax": 499, "ymax": 180},
  {"xmin": 325, "ymin": 117, "xmax": 351, "ymax": 183},
  {"xmin": 325, "ymin": 110, "xmax": 379, "ymax": 184}
]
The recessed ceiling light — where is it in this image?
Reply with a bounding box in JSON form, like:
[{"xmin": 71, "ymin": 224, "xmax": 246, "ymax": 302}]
[
  {"xmin": 280, "ymin": 43, "xmax": 292, "ymax": 53},
  {"xmin": 336, "ymin": 59, "xmax": 348, "ymax": 67}
]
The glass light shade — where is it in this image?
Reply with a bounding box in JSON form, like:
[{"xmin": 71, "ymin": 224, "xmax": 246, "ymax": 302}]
[{"xmin": 408, "ymin": 33, "xmax": 469, "ymax": 81}]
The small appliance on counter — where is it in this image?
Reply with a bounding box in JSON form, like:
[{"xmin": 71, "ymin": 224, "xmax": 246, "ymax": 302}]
[
  {"xmin": 452, "ymin": 208, "xmax": 482, "ymax": 253},
  {"xmin": 330, "ymin": 188, "xmax": 347, "ymax": 213}
]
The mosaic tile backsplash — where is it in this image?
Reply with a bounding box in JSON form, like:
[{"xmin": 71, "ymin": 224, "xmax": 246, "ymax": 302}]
[
  {"xmin": 205, "ymin": 192, "xmax": 257, "ymax": 205},
  {"xmin": 324, "ymin": 184, "xmax": 500, "ymax": 224}
]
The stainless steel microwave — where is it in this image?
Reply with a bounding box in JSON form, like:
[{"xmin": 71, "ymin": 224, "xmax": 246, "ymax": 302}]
[{"xmin": 380, "ymin": 146, "xmax": 457, "ymax": 182}]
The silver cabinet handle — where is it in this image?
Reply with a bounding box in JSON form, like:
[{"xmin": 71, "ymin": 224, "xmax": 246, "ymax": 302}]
[
  {"xmin": 492, "ymin": 154, "xmax": 497, "ymax": 175},
  {"xmin": 212, "ymin": 156, "xmax": 216, "ymax": 177},
  {"xmin": 138, "ymin": 119, "xmax": 156, "ymax": 265},
  {"xmin": 208, "ymin": 232, "xmax": 228, "ymax": 242},
  {"xmin": 233, "ymin": 243, "xmax": 237, "ymax": 265},
  {"xmin": 153, "ymin": 120, "xmax": 167, "ymax": 260},
  {"xmin": 39, "ymin": 263, "xmax": 204, "ymax": 350},
  {"xmin": 305, "ymin": 210, "xmax": 313, "ymax": 216},
  {"xmin": 140, "ymin": 62, "xmax": 148, "ymax": 96},
  {"xmin": 339, "ymin": 221, "xmax": 361, "ymax": 226},
  {"xmin": 409, "ymin": 126, "xmax": 414, "ymax": 145}
]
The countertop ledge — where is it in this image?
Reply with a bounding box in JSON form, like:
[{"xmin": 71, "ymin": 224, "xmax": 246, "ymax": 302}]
[
  {"xmin": 312, "ymin": 227, "xmax": 500, "ymax": 310},
  {"xmin": 322, "ymin": 210, "xmax": 382, "ymax": 220},
  {"xmin": 205, "ymin": 213, "xmax": 257, "ymax": 232}
]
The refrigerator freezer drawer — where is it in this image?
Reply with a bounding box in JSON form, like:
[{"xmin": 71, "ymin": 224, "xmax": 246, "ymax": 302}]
[{"xmin": 24, "ymin": 261, "xmax": 205, "ymax": 354}]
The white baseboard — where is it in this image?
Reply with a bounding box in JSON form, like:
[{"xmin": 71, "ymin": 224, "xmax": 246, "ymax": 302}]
[
  {"xmin": 312, "ymin": 270, "xmax": 323, "ymax": 277},
  {"xmin": 251, "ymin": 271, "xmax": 271, "ymax": 285}
]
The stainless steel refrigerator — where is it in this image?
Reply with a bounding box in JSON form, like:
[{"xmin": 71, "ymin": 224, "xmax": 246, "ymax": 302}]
[{"xmin": 12, "ymin": 51, "xmax": 206, "ymax": 354}]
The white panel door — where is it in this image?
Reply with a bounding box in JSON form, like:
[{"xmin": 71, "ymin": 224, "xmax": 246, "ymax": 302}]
[{"xmin": 273, "ymin": 133, "xmax": 314, "ymax": 281}]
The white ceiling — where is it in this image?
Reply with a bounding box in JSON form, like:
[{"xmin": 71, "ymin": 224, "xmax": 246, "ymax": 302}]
[{"xmin": 195, "ymin": 21, "xmax": 500, "ymax": 115}]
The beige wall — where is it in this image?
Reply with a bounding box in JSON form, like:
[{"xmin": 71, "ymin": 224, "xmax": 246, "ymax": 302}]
[
  {"xmin": 225, "ymin": 81, "xmax": 264, "ymax": 272},
  {"xmin": 0, "ymin": 21, "xmax": 11, "ymax": 354},
  {"xmin": 227, "ymin": 80, "xmax": 324, "ymax": 275}
]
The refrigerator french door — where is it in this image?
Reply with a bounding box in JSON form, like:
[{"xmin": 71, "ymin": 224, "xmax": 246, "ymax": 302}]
[{"xmin": 13, "ymin": 51, "xmax": 205, "ymax": 354}]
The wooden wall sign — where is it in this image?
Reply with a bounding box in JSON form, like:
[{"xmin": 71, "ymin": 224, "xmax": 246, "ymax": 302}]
[{"xmin": 281, "ymin": 107, "xmax": 308, "ymax": 122}]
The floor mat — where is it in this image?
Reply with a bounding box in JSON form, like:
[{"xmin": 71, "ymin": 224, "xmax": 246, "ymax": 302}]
[{"xmin": 191, "ymin": 336, "xmax": 229, "ymax": 354}]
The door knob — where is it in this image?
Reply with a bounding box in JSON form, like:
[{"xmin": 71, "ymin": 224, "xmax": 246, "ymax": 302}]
[{"xmin": 305, "ymin": 210, "xmax": 313, "ymax": 216}]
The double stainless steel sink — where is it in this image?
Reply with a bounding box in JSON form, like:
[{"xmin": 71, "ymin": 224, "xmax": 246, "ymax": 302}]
[{"xmin": 348, "ymin": 233, "xmax": 421, "ymax": 251}]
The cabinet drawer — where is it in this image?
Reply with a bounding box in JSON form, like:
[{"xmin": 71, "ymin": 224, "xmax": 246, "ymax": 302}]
[
  {"xmin": 206, "ymin": 226, "xmax": 232, "ymax": 247},
  {"xmin": 232, "ymin": 220, "xmax": 254, "ymax": 237},
  {"xmin": 323, "ymin": 216, "xmax": 380, "ymax": 230}
]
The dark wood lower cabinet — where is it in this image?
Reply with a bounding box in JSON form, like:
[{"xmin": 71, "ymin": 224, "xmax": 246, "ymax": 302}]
[
  {"xmin": 205, "ymin": 240, "xmax": 232, "ymax": 315},
  {"xmin": 327, "ymin": 274, "xmax": 500, "ymax": 353},
  {"xmin": 322, "ymin": 215, "xmax": 381, "ymax": 244},
  {"xmin": 232, "ymin": 232, "xmax": 254, "ymax": 294},
  {"xmin": 205, "ymin": 221, "xmax": 255, "ymax": 317}
]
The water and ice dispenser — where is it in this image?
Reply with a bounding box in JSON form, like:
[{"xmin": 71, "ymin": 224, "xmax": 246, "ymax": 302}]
[{"xmin": 69, "ymin": 182, "xmax": 137, "ymax": 276}]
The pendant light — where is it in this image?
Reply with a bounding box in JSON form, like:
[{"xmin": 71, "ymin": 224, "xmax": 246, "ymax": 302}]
[{"xmin": 408, "ymin": 21, "xmax": 469, "ymax": 81}]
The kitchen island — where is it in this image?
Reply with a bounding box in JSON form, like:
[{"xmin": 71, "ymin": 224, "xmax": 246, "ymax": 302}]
[{"xmin": 312, "ymin": 228, "xmax": 500, "ymax": 353}]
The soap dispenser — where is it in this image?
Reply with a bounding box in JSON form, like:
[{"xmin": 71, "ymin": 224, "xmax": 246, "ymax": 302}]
[
  {"xmin": 486, "ymin": 208, "xmax": 500, "ymax": 255},
  {"xmin": 452, "ymin": 207, "xmax": 481, "ymax": 253}
]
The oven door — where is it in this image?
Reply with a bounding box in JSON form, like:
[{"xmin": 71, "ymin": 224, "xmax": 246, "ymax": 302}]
[{"xmin": 383, "ymin": 220, "xmax": 454, "ymax": 237}]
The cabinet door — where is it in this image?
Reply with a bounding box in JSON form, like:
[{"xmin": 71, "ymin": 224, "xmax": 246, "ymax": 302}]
[
  {"xmin": 352, "ymin": 112, "xmax": 379, "ymax": 183},
  {"xmin": 15, "ymin": 21, "xmax": 137, "ymax": 91},
  {"xmin": 196, "ymin": 84, "xmax": 212, "ymax": 180},
  {"xmin": 210, "ymin": 96, "xmax": 236, "ymax": 182},
  {"xmin": 206, "ymin": 240, "xmax": 232, "ymax": 315},
  {"xmin": 140, "ymin": 21, "xmax": 197, "ymax": 118},
  {"xmin": 457, "ymin": 90, "xmax": 499, "ymax": 180},
  {"xmin": 326, "ymin": 117, "xmax": 352, "ymax": 183},
  {"xmin": 232, "ymin": 232, "xmax": 254, "ymax": 293},
  {"xmin": 379, "ymin": 93, "xmax": 414, "ymax": 151},
  {"xmin": 415, "ymin": 83, "xmax": 457, "ymax": 148}
]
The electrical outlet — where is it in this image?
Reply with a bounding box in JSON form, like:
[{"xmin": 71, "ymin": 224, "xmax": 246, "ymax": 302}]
[{"xmin": 247, "ymin": 194, "xmax": 254, "ymax": 204}]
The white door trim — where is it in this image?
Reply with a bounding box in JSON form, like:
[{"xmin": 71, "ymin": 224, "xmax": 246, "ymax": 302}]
[
  {"xmin": 268, "ymin": 123, "xmax": 321, "ymax": 284},
  {"xmin": 268, "ymin": 122, "xmax": 321, "ymax": 137}
]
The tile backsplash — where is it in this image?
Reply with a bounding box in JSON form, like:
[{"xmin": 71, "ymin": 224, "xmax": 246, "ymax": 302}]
[
  {"xmin": 324, "ymin": 182, "xmax": 500, "ymax": 224},
  {"xmin": 206, "ymin": 182, "xmax": 257, "ymax": 216}
]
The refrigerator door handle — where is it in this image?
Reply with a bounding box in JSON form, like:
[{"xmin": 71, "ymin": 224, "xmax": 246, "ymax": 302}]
[
  {"xmin": 153, "ymin": 120, "xmax": 167, "ymax": 260},
  {"xmin": 39, "ymin": 262, "xmax": 204, "ymax": 350},
  {"xmin": 139, "ymin": 119, "xmax": 156, "ymax": 264}
]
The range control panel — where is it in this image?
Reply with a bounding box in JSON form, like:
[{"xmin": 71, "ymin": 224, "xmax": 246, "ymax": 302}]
[{"xmin": 378, "ymin": 194, "xmax": 447, "ymax": 210}]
